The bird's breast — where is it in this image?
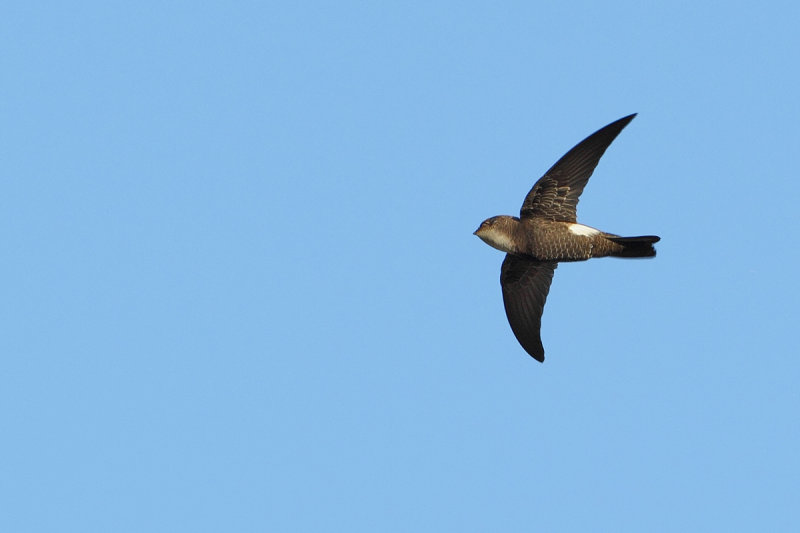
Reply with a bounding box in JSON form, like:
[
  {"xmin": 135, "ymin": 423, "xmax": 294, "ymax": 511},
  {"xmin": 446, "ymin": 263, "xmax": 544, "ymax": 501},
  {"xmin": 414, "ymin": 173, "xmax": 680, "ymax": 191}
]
[{"xmin": 517, "ymin": 220, "xmax": 596, "ymax": 261}]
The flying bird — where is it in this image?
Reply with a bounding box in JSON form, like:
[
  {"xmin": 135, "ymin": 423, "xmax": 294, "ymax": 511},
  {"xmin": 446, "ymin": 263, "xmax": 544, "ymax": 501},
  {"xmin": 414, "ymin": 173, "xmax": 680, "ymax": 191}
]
[{"xmin": 474, "ymin": 114, "xmax": 659, "ymax": 362}]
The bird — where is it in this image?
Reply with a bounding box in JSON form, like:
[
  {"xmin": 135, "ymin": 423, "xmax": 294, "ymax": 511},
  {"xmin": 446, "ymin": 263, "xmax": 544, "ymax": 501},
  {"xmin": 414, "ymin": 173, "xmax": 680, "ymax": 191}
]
[{"xmin": 474, "ymin": 113, "xmax": 659, "ymax": 362}]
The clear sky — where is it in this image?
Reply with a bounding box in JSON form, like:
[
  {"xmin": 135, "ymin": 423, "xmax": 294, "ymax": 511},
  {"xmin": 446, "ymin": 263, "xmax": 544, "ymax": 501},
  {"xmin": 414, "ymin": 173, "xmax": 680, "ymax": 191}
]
[{"xmin": 2, "ymin": 1, "xmax": 799, "ymax": 531}]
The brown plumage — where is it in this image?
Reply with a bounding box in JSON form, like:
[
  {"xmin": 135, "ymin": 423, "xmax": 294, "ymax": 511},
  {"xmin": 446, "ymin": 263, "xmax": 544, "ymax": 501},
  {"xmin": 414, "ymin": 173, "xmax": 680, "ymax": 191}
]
[{"xmin": 474, "ymin": 114, "xmax": 659, "ymax": 362}]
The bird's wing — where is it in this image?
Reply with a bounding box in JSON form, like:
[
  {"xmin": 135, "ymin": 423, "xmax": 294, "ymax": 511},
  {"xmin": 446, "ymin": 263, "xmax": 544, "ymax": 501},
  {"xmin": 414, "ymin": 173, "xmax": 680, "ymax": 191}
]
[
  {"xmin": 500, "ymin": 254, "xmax": 557, "ymax": 362},
  {"xmin": 520, "ymin": 114, "xmax": 636, "ymax": 222}
]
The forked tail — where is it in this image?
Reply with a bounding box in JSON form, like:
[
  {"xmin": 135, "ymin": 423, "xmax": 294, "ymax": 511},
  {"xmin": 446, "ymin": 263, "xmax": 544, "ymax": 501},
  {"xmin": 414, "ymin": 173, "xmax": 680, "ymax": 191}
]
[{"xmin": 607, "ymin": 235, "xmax": 660, "ymax": 258}]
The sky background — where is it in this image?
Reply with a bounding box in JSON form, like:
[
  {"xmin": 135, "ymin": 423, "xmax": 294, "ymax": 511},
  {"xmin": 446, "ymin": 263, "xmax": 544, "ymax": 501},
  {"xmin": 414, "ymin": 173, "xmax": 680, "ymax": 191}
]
[{"xmin": 2, "ymin": 1, "xmax": 799, "ymax": 531}]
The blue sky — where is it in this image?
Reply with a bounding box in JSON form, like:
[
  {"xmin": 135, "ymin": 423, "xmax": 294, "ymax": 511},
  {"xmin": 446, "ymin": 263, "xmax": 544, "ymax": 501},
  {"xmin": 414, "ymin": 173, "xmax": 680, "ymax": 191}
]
[{"xmin": 2, "ymin": 1, "xmax": 799, "ymax": 531}]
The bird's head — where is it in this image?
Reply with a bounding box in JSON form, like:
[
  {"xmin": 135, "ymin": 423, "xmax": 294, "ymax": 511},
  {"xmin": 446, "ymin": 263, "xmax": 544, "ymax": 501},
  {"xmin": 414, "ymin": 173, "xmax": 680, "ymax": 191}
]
[{"xmin": 474, "ymin": 215, "xmax": 518, "ymax": 253}]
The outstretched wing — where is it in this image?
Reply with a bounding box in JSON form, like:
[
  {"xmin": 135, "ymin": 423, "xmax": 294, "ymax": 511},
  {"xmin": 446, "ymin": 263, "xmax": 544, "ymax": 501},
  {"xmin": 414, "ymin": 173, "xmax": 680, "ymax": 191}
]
[
  {"xmin": 500, "ymin": 254, "xmax": 557, "ymax": 362},
  {"xmin": 520, "ymin": 114, "xmax": 636, "ymax": 222}
]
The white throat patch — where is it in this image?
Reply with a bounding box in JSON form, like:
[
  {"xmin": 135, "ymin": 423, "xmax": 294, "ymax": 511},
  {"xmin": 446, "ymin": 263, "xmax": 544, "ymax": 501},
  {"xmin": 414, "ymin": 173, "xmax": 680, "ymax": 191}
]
[
  {"xmin": 568, "ymin": 223, "xmax": 601, "ymax": 237},
  {"xmin": 479, "ymin": 229, "xmax": 515, "ymax": 253}
]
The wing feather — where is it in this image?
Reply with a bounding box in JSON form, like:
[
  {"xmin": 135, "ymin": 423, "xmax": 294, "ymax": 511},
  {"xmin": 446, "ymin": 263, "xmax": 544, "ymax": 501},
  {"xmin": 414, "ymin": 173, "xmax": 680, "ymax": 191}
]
[
  {"xmin": 520, "ymin": 114, "xmax": 636, "ymax": 222},
  {"xmin": 500, "ymin": 255, "xmax": 557, "ymax": 362}
]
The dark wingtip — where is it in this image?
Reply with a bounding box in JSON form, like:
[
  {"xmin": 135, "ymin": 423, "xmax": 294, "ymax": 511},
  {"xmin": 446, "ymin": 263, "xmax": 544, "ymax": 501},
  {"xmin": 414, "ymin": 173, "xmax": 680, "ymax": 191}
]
[{"xmin": 615, "ymin": 113, "xmax": 637, "ymax": 127}]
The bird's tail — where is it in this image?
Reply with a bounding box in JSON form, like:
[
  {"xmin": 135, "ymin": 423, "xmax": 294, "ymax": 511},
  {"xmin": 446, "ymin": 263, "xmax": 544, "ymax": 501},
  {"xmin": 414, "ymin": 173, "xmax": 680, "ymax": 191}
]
[{"xmin": 606, "ymin": 235, "xmax": 660, "ymax": 258}]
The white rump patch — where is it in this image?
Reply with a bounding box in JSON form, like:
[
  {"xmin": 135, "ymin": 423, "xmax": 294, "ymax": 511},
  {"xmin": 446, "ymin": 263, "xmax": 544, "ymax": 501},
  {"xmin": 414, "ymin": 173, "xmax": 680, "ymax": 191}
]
[{"xmin": 568, "ymin": 223, "xmax": 601, "ymax": 237}]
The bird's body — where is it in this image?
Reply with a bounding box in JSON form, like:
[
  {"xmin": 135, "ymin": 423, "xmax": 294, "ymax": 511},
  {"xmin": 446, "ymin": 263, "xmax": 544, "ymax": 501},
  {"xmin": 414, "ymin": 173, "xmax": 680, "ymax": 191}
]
[
  {"xmin": 474, "ymin": 114, "xmax": 659, "ymax": 362},
  {"xmin": 476, "ymin": 216, "xmax": 656, "ymax": 261}
]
